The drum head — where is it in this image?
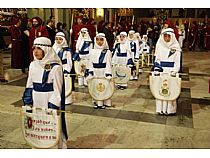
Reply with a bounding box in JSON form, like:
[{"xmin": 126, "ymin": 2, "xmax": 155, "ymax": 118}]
[
  {"xmin": 64, "ymin": 74, "xmax": 72, "ymax": 97},
  {"xmin": 112, "ymin": 66, "xmax": 131, "ymax": 84},
  {"xmin": 88, "ymin": 77, "xmax": 114, "ymax": 101},
  {"xmin": 74, "ymin": 59, "xmax": 88, "ymax": 76},
  {"xmin": 149, "ymin": 74, "xmax": 181, "ymax": 101}
]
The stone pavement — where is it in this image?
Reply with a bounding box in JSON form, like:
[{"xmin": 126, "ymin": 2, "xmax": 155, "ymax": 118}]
[{"xmin": 0, "ymin": 49, "xmax": 210, "ymax": 148}]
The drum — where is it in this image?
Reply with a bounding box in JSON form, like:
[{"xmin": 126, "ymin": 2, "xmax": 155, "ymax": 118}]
[
  {"xmin": 112, "ymin": 65, "xmax": 131, "ymax": 84},
  {"xmin": 149, "ymin": 72, "xmax": 181, "ymax": 101},
  {"xmin": 74, "ymin": 58, "xmax": 89, "ymax": 76},
  {"xmin": 88, "ymin": 77, "xmax": 114, "ymax": 101},
  {"xmin": 22, "ymin": 106, "xmax": 60, "ymax": 149},
  {"xmin": 64, "ymin": 74, "xmax": 72, "ymax": 97},
  {"xmin": 134, "ymin": 59, "xmax": 140, "ymax": 76}
]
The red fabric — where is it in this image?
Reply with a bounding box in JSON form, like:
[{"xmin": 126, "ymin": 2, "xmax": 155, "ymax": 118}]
[
  {"xmin": 205, "ymin": 26, "xmax": 210, "ymax": 49},
  {"xmin": 188, "ymin": 25, "xmax": 198, "ymax": 50},
  {"xmin": 29, "ymin": 25, "xmax": 49, "ymax": 61},
  {"xmin": 72, "ymin": 24, "xmax": 86, "ymax": 52},
  {"xmin": 86, "ymin": 23, "xmax": 96, "ymax": 41},
  {"xmin": 10, "ymin": 17, "xmax": 21, "ymax": 25},
  {"xmin": 9, "ymin": 25, "xmax": 23, "ymax": 68},
  {"xmin": 173, "ymin": 28, "xmax": 179, "ymax": 40}
]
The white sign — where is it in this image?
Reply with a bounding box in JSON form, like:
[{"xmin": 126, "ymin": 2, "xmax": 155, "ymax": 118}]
[{"xmin": 22, "ymin": 107, "xmax": 60, "ymax": 149}]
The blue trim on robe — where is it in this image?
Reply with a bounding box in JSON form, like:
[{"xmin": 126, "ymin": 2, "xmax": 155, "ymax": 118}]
[
  {"xmin": 63, "ymin": 70, "xmax": 70, "ymax": 74},
  {"xmin": 88, "ymin": 71, "xmax": 94, "ymax": 76},
  {"xmin": 160, "ymin": 61, "xmax": 174, "ymax": 67},
  {"xmin": 84, "ymin": 69, "xmax": 89, "ymax": 77},
  {"xmin": 93, "ymin": 63, "xmax": 106, "ymax": 68},
  {"xmin": 80, "ymin": 41, "xmax": 91, "ymax": 53},
  {"xmin": 33, "ymin": 83, "xmax": 54, "ymax": 92},
  {"xmin": 79, "ymin": 50, "xmax": 89, "ymax": 55},
  {"xmin": 61, "ymin": 59, "xmax": 67, "ymax": 65},
  {"xmin": 22, "ymin": 88, "xmax": 33, "ymax": 105},
  {"xmin": 58, "ymin": 49, "xmax": 64, "ymax": 60},
  {"xmin": 130, "ymin": 42, "xmax": 136, "ymax": 57},
  {"xmin": 112, "ymin": 43, "xmax": 120, "ymax": 57},
  {"xmin": 57, "ymin": 49, "xmax": 68, "ymax": 65},
  {"xmin": 42, "ymin": 63, "xmax": 59, "ymax": 87},
  {"xmin": 48, "ymin": 102, "xmax": 59, "ymax": 110},
  {"xmin": 63, "ymin": 47, "xmax": 71, "ymax": 52},
  {"xmin": 127, "ymin": 58, "xmax": 134, "ymax": 66},
  {"xmin": 168, "ymin": 51, "xmax": 175, "ymax": 58},
  {"xmin": 117, "ymin": 52, "xmax": 127, "ymax": 57},
  {"xmin": 72, "ymin": 53, "xmax": 80, "ymax": 61},
  {"xmin": 153, "ymin": 62, "xmax": 163, "ymax": 72},
  {"xmin": 105, "ymin": 73, "xmax": 112, "ymax": 77},
  {"xmin": 99, "ymin": 49, "xmax": 108, "ymax": 64}
]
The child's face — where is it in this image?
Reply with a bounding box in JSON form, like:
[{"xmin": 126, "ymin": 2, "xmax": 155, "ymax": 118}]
[
  {"xmin": 129, "ymin": 33, "xmax": 134, "ymax": 39},
  {"xmin": 96, "ymin": 37, "xmax": 104, "ymax": 46},
  {"xmin": 163, "ymin": 34, "xmax": 171, "ymax": 43},
  {"xmin": 120, "ymin": 35, "xmax": 126, "ymax": 41},
  {"xmin": 33, "ymin": 47, "xmax": 44, "ymax": 60},
  {"xmin": 81, "ymin": 31, "xmax": 87, "ymax": 38},
  {"xmin": 55, "ymin": 37, "xmax": 63, "ymax": 45}
]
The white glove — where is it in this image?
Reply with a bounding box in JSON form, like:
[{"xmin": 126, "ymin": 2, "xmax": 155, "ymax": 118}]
[
  {"xmin": 25, "ymin": 105, "xmax": 32, "ymax": 111},
  {"xmin": 127, "ymin": 64, "xmax": 133, "ymax": 68}
]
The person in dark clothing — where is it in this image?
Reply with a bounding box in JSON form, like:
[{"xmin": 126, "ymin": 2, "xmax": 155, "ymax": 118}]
[
  {"xmin": 9, "ymin": 18, "xmax": 24, "ymax": 69},
  {"xmin": 0, "ymin": 28, "xmax": 7, "ymax": 49},
  {"xmin": 20, "ymin": 15, "xmax": 30, "ymax": 72},
  {"xmin": 46, "ymin": 19, "xmax": 56, "ymax": 45},
  {"xmin": 56, "ymin": 22, "xmax": 63, "ymax": 33},
  {"xmin": 102, "ymin": 22, "xmax": 114, "ymax": 50}
]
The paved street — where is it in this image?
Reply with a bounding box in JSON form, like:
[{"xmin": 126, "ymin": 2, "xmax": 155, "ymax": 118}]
[{"xmin": 0, "ymin": 49, "xmax": 210, "ymax": 148}]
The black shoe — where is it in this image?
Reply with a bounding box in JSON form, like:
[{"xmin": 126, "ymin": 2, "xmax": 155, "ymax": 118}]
[
  {"xmin": 166, "ymin": 113, "xmax": 176, "ymax": 116},
  {"xmin": 158, "ymin": 112, "xmax": 164, "ymax": 115},
  {"xmin": 120, "ymin": 86, "xmax": 126, "ymax": 90}
]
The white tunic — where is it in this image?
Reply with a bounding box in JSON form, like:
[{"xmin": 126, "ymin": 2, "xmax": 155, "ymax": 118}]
[
  {"xmin": 155, "ymin": 47, "xmax": 181, "ymax": 73},
  {"xmin": 127, "ymin": 39, "xmax": 140, "ymax": 60},
  {"xmin": 89, "ymin": 48, "xmax": 112, "ymax": 77},
  {"xmin": 112, "ymin": 42, "xmax": 133, "ymax": 66},
  {"xmin": 25, "ymin": 61, "xmax": 63, "ymax": 109}
]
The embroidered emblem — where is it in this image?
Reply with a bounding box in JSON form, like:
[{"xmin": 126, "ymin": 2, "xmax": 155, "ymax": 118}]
[
  {"xmin": 159, "ymin": 79, "xmax": 170, "ymax": 97},
  {"xmin": 44, "ymin": 64, "xmax": 52, "ymax": 71},
  {"xmin": 96, "ymin": 82, "xmax": 105, "ymax": 92},
  {"xmin": 24, "ymin": 116, "xmax": 33, "ymax": 129},
  {"xmin": 80, "ymin": 64, "xmax": 86, "ymax": 74}
]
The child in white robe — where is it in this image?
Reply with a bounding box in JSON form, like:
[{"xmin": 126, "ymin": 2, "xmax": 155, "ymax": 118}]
[
  {"xmin": 154, "ymin": 28, "xmax": 181, "ymax": 115},
  {"xmin": 88, "ymin": 33, "xmax": 113, "ymax": 109},
  {"xmin": 112, "ymin": 31, "xmax": 133, "ymax": 89},
  {"xmin": 127, "ymin": 30, "xmax": 140, "ymax": 80},
  {"xmin": 22, "ymin": 37, "xmax": 68, "ymax": 148},
  {"xmin": 73, "ymin": 28, "xmax": 93, "ymax": 87},
  {"xmin": 53, "ymin": 32, "xmax": 73, "ymax": 105}
]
